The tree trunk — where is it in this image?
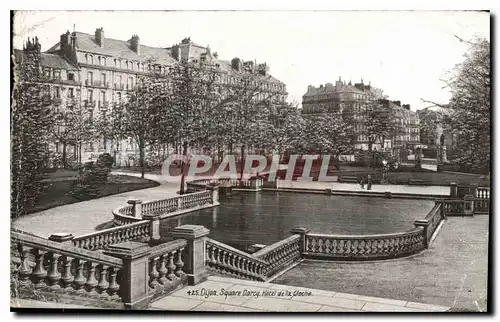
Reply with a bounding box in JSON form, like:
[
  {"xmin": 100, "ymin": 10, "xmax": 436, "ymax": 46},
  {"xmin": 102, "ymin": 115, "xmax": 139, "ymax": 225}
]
[
  {"xmin": 138, "ymin": 137, "xmax": 145, "ymax": 179},
  {"xmin": 240, "ymin": 144, "xmax": 246, "ymax": 182},
  {"xmin": 78, "ymin": 143, "xmax": 82, "ymax": 166},
  {"xmin": 179, "ymin": 141, "xmax": 188, "ymax": 195},
  {"xmin": 62, "ymin": 142, "xmax": 67, "ymax": 169}
]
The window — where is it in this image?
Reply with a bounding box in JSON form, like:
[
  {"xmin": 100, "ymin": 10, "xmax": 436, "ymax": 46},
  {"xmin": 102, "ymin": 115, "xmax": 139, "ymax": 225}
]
[
  {"xmin": 87, "ymin": 72, "xmax": 93, "ymax": 83},
  {"xmin": 102, "ymin": 57, "xmax": 106, "ymax": 66},
  {"xmin": 68, "ymin": 88, "xmax": 74, "ymax": 98},
  {"xmin": 54, "ymin": 69, "xmax": 60, "ymax": 79},
  {"xmin": 100, "ymin": 91, "xmax": 106, "ymax": 103},
  {"xmin": 114, "ymin": 59, "xmax": 117, "ymax": 67},
  {"xmin": 117, "ymin": 92, "xmax": 122, "ymax": 102},
  {"xmin": 89, "ymin": 55, "xmax": 94, "ymax": 64},
  {"xmin": 128, "ymin": 77, "xmax": 133, "ymax": 89},
  {"xmin": 101, "ymin": 73, "xmax": 106, "ymax": 86},
  {"xmin": 98, "ymin": 57, "xmax": 101, "ymax": 65},
  {"xmin": 87, "ymin": 89, "xmax": 94, "ymax": 102},
  {"xmin": 126, "ymin": 61, "xmax": 129, "ymax": 69},
  {"xmin": 137, "ymin": 63, "xmax": 140, "ymax": 70},
  {"xmin": 43, "ymin": 68, "xmax": 51, "ymax": 78},
  {"xmin": 54, "ymin": 87, "xmax": 61, "ymax": 98},
  {"xmin": 117, "ymin": 75, "xmax": 122, "ymax": 88}
]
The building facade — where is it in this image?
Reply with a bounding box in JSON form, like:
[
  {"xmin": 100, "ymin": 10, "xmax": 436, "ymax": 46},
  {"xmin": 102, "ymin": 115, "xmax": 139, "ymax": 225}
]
[
  {"xmin": 301, "ymin": 78, "xmax": 420, "ymax": 152},
  {"xmin": 417, "ymin": 105, "xmax": 455, "ymax": 162},
  {"xmin": 14, "ymin": 28, "xmax": 288, "ymax": 167}
]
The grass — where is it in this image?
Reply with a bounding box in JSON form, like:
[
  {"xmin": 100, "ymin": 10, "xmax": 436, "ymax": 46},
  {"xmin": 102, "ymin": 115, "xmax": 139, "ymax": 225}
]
[{"xmin": 27, "ymin": 173, "xmax": 159, "ymax": 214}]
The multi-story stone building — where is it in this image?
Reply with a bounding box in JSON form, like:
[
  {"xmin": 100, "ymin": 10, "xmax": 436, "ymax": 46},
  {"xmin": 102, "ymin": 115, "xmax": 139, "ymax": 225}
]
[
  {"xmin": 14, "ymin": 28, "xmax": 288, "ymax": 167},
  {"xmin": 301, "ymin": 78, "xmax": 420, "ymax": 152}
]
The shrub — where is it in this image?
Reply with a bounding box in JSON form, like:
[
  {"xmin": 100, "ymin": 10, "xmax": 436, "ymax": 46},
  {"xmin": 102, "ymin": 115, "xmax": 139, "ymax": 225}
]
[
  {"xmin": 67, "ymin": 182, "xmax": 99, "ymax": 200},
  {"xmin": 97, "ymin": 153, "xmax": 114, "ymax": 169}
]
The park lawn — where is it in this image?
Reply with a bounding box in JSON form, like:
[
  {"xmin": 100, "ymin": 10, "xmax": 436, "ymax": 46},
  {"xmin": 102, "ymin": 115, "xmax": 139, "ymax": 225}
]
[{"xmin": 27, "ymin": 174, "xmax": 159, "ymax": 214}]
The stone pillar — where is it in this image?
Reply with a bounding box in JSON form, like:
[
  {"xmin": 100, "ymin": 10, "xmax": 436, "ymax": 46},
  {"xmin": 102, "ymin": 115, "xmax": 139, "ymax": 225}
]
[
  {"xmin": 171, "ymin": 225, "xmax": 210, "ymax": 285},
  {"xmin": 142, "ymin": 213, "xmax": 161, "ymax": 242},
  {"xmin": 250, "ymin": 176, "xmax": 263, "ymax": 191},
  {"xmin": 48, "ymin": 233, "xmax": 74, "ymax": 245},
  {"xmin": 104, "ymin": 242, "xmax": 152, "ymax": 310},
  {"xmin": 450, "ymin": 182, "xmax": 458, "ymax": 198},
  {"xmin": 463, "ymin": 195, "xmax": 474, "ymax": 216},
  {"xmin": 290, "ymin": 227, "xmax": 311, "ymax": 254},
  {"xmin": 206, "ymin": 184, "xmax": 220, "ymax": 206},
  {"xmin": 127, "ymin": 199, "xmax": 143, "ymax": 218},
  {"xmin": 414, "ymin": 219, "xmax": 430, "ymax": 248}
]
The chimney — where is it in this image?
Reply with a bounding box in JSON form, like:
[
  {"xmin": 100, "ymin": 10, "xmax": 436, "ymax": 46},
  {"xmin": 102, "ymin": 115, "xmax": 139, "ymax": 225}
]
[
  {"xmin": 307, "ymin": 85, "xmax": 314, "ymax": 92},
  {"xmin": 231, "ymin": 58, "xmax": 241, "ymax": 71},
  {"xmin": 403, "ymin": 104, "xmax": 411, "ymax": 110},
  {"xmin": 131, "ymin": 35, "xmax": 140, "ymax": 54},
  {"xmin": 95, "ymin": 27, "xmax": 104, "ymax": 47}
]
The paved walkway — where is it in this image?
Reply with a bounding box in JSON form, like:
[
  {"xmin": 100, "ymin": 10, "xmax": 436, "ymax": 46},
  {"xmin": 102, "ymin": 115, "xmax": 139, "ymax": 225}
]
[
  {"xmin": 149, "ymin": 276, "xmax": 450, "ymax": 312},
  {"xmin": 12, "ymin": 173, "xmax": 187, "ymax": 238},
  {"xmin": 273, "ymin": 216, "xmax": 489, "ymax": 312},
  {"xmin": 277, "ymin": 180, "xmax": 450, "ymax": 196}
]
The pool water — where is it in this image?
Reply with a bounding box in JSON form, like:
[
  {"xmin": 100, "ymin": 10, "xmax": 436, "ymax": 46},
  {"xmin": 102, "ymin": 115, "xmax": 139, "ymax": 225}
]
[{"xmin": 159, "ymin": 191, "xmax": 434, "ymax": 251}]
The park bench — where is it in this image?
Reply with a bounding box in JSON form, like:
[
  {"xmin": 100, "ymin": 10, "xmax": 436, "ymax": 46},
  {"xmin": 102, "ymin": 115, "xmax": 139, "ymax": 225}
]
[{"xmin": 338, "ymin": 176, "xmax": 359, "ymax": 183}]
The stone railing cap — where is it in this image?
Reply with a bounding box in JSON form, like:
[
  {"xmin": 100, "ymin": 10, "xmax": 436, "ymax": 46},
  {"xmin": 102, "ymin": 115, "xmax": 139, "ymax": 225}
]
[
  {"xmin": 290, "ymin": 227, "xmax": 311, "ymax": 234},
  {"xmin": 171, "ymin": 225, "xmax": 210, "ymax": 239},
  {"xmin": 414, "ymin": 219, "xmax": 430, "ymax": 226},
  {"xmin": 127, "ymin": 199, "xmax": 143, "ymax": 205},
  {"xmin": 48, "ymin": 233, "xmax": 74, "ymax": 242},
  {"xmin": 105, "ymin": 241, "xmax": 151, "ymax": 259}
]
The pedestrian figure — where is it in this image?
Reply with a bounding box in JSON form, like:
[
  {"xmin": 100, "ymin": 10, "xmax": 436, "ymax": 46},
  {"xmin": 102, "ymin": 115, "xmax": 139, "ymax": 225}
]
[
  {"xmin": 367, "ymin": 174, "xmax": 372, "ymax": 190},
  {"xmin": 359, "ymin": 176, "xmax": 365, "ymax": 189}
]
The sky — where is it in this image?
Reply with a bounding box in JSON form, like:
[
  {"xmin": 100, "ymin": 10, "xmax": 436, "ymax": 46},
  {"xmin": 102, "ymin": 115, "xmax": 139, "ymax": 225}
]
[{"xmin": 13, "ymin": 10, "xmax": 490, "ymax": 111}]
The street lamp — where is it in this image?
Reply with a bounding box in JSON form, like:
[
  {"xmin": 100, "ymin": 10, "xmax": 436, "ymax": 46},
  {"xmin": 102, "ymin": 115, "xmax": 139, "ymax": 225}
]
[{"xmin": 382, "ymin": 159, "xmax": 388, "ymax": 182}]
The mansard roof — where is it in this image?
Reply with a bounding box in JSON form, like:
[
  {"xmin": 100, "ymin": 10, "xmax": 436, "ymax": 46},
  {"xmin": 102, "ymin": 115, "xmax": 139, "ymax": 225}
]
[{"xmin": 13, "ymin": 49, "xmax": 78, "ymax": 70}]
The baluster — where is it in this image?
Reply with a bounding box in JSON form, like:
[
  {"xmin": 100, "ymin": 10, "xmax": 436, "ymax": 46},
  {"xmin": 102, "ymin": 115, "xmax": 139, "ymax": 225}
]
[
  {"xmin": 60, "ymin": 256, "xmax": 74, "ymax": 289},
  {"xmin": 85, "ymin": 261, "xmax": 99, "ymax": 293},
  {"xmin": 175, "ymin": 248, "xmax": 185, "ymax": 277},
  {"xmin": 17, "ymin": 244, "xmax": 32, "ymax": 285},
  {"xmin": 32, "ymin": 249, "xmax": 48, "ymax": 288},
  {"xmin": 107, "ymin": 267, "xmax": 120, "ymax": 298},
  {"xmin": 97, "ymin": 265, "xmax": 109, "ymax": 295},
  {"xmin": 47, "ymin": 252, "xmax": 61, "ymax": 289},
  {"xmin": 167, "ymin": 251, "xmax": 177, "ymax": 280},
  {"xmin": 73, "ymin": 259, "xmax": 87, "ymax": 291},
  {"xmin": 158, "ymin": 254, "xmax": 168, "ymax": 284},
  {"xmin": 149, "ymin": 257, "xmax": 159, "ymax": 288}
]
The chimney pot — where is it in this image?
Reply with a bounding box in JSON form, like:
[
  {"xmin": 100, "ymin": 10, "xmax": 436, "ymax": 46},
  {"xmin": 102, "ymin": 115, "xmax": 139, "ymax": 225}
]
[{"xmin": 95, "ymin": 28, "xmax": 104, "ymax": 47}]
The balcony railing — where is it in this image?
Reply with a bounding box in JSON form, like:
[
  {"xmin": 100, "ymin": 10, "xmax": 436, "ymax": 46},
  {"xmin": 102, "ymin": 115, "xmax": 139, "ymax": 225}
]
[
  {"xmin": 39, "ymin": 76, "xmax": 81, "ymax": 86},
  {"xmin": 84, "ymin": 100, "xmax": 96, "ymax": 108},
  {"xmin": 114, "ymin": 83, "xmax": 125, "ymax": 90},
  {"xmin": 85, "ymin": 80, "xmax": 110, "ymax": 88},
  {"xmin": 98, "ymin": 101, "xmax": 109, "ymax": 110}
]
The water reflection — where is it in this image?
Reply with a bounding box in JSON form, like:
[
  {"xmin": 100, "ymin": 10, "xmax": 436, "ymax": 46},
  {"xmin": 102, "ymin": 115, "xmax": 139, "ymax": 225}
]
[{"xmin": 159, "ymin": 191, "xmax": 434, "ymax": 252}]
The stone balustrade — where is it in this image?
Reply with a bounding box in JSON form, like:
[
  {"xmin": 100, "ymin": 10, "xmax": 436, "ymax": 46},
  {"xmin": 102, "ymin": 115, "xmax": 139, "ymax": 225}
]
[
  {"xmin": 142, "ymin": 197, "xmax": 179, "ymax": 217},
  {"xmin": 302, "ymin": 228, "xmax": 425, "ymax": 260},
  {"xmin": 476, "ymin": 187, "xmax": 490, "ymax": 199},
  {"xmin": 147, "ymin": 239, "xmax": 188, "ymax": 300},
  {"xmin": 443, "ymin": 199, "xmax": 466, "ymax": 216},
  {"xmin": 252, "ymin": 234, "xmax": 301, "ymax": 277},
  {"xmin": 72, "ymin": 220, "xmax": 151, "ymax": 251},
  {"xmin": 11, "ymin": 231, "xmax": 124, "ymax": 307},
  {"xmin": 113, "ymin": 205, "xmax": 143, "ymax": 226},
  {"xmin": 179, "ymin": 190, "xmax": 213, "ymax": 210},
  {"xmin": 205, "ymin": 238, "xmax": 268, "ymax": 281}
]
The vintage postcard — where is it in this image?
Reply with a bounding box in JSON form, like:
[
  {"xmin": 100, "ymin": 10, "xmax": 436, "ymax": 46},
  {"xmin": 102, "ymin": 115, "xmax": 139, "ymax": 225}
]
[{"xmin": 10, "ymin": 10, "xmax": 490, "ymax": 313}]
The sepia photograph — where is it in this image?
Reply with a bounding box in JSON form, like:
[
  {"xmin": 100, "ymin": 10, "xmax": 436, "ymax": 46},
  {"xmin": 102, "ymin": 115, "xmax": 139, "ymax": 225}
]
[{"xmin": 9, "ymin": 9, "xmax": 491, "ymax": 313}]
